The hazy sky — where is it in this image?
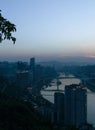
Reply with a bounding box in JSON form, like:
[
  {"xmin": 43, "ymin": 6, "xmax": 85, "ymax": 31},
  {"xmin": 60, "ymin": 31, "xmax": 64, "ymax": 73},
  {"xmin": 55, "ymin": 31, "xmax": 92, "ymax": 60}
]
[{"xmin": 1, "ymin": 0, "xmax": 95, "ymax": 61}]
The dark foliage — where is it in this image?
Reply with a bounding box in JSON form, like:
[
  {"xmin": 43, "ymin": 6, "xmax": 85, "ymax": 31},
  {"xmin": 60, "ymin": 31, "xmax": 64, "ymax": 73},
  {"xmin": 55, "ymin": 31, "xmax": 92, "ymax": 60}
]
[
  {"xmin": 0, "ymin": 10, "xmax": 16, "ymax": 43},
  {"xmin": 0, "ymin": 93, "xmax": 53, "ymax": 130}
]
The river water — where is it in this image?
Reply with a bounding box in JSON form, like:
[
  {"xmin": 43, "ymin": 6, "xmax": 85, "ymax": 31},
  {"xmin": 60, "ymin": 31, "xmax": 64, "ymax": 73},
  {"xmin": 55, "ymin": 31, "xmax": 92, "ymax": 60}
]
[{"xmin": 41, "ymin": 74, "xmax": 95, "ymax": 126}]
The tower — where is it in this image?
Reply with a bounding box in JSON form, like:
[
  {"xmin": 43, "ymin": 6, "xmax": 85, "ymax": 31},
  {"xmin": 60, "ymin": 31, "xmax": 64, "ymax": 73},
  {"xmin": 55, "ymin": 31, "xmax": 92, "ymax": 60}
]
[
  {"xmin": 54, "ymin": 92, "xmax": 64, "ymax": 124},
  {"xmin": 30, "ymin": 58, "xmax": 35, "ymax": 70},
  {"xmin": 64, "ymin": 84, "xmax": 87, "ymax": 127},
  {"xmin": 30, "ymin": 57, "xmax": 35, "ymax": 82}
]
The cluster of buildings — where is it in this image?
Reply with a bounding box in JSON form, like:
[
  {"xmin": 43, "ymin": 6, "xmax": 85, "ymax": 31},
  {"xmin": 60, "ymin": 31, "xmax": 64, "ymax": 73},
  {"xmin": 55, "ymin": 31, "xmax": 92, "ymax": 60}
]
[
  {"xmin": 16, "ymin": 58, "xmax": 35, "ymax": 88},
  {"xmin": 39, "ymin": 84, "xmax": 95, "ymax": 130},
  {"xmin": 16, "ymin": 57, "xmax": 57, "ymax": 89},
  {"xmin": 0, "ymin": 58, "xmax": 94, "ymax": 129},
  {"xmin": 54, "ymin": 85, "xmax": 87, "ymax": 126}
]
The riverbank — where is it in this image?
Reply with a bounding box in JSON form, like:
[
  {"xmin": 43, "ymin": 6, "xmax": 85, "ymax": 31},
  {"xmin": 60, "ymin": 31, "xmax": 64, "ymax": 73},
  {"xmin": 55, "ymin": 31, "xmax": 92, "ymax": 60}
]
[
  {"xmin": 85, "ymin": 81, "xmax": 95, "ymax": 92},
  {"xmin": 41, "ymin": 74, "xmax": 95, "ymax": 126}
]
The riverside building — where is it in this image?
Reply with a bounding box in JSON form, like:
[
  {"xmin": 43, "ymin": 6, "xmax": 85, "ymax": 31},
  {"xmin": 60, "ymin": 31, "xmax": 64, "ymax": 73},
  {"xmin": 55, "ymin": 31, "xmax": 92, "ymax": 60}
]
[
  {"xmin": 54, "ymin": 92, "xmax": 64, "ymax": 124},
  {"xmin": 64, "ymin": 84, "xmax": 87, "ymax": 127}
]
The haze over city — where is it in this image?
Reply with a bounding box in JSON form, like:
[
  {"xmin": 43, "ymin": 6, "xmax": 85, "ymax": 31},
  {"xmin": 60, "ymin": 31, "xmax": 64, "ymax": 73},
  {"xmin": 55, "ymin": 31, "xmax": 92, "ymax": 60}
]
[
  {"xmin": 1, "ymin": 2, "xmax": 95, "ymax": 129},
  {"xmin": 1, "ymin": 0, "xmax": 95, "ymax": 62}
]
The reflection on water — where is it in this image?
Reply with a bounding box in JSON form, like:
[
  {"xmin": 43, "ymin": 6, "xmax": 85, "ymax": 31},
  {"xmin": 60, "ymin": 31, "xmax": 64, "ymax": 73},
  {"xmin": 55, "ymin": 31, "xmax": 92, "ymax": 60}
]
[
  {"xmin": 41, "ymin": 74, "xmax": 95, "ymax": 126},
  {"xmin": 87, "ymin": 93, "xmax": 95, "ymax": 126}
]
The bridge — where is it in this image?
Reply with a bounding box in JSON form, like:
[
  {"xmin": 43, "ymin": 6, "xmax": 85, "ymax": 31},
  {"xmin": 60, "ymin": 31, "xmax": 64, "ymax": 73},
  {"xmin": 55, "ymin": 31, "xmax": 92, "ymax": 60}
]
[
  {"xmin": 41, "ymin": 75, "xmax": 95, "ymax": 94},
  {"xmin": 41, "ymin": 90, "xmax": 95, "ymax": 96},
  {"xmin": 41, "ymin": 89, "xmax": 64, "ymax": 92},
  {"xmin": 58, "ymin": 76, "xmax": 75, "ymax": 79},
  {"xmin": 58, "ymin": 76, "xmax": 95, "ymax": 80},
  {"xmin": 41, "ymin": 94, "xmax": 54, "ymax": 96}
]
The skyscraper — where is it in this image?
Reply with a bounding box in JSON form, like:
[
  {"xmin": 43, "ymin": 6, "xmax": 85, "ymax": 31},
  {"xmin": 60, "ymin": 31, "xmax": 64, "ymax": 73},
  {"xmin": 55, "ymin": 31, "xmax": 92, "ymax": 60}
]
[
  {"xmin": 30, "ymin": 57, "xmax": 35, "ymax": 82},
  {"xmin": 30, "ymin": 58, "xmax": 35, "ymax": 70},
  {"xmin": 54, "ymin": 92, "xmax": 64, "ymax": 124},
  {"xmin": 64, "ymin": 84, "xmax": 87, "ymax": 127}
]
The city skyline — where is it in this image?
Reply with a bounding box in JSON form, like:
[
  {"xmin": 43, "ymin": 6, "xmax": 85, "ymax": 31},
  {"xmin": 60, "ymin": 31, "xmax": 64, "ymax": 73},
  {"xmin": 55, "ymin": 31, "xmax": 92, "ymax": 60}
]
[{"xmin": 1, "ymin": 0, "xmax": 95, "ymax": 61}]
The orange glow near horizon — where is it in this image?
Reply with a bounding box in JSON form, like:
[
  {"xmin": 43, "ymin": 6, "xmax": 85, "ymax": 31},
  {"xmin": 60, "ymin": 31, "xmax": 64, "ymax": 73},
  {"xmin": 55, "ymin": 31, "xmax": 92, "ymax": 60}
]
[{"xmin": 86, "ymin": 55, "xmax": 95, "ymax": 58}]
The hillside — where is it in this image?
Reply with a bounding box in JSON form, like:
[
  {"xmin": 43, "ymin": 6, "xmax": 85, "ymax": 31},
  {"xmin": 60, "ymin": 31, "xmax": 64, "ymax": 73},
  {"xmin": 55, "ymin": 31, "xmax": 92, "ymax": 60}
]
[{"xmin": 0, "ymin": 92, "xmax": 53, "ymax": 130}]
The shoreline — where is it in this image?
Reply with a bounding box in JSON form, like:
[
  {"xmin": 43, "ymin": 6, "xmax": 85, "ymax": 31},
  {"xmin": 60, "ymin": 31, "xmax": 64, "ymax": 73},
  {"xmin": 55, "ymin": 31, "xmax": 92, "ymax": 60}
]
[{"xmin": 85, "ymin": 81, "xmax": 95, "ymax": 93}]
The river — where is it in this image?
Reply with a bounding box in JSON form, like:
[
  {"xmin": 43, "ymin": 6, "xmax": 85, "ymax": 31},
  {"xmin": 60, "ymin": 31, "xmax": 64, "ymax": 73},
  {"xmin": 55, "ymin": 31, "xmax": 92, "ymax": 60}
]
[{"xmin": 41, "ymin": 74, "xmax": 95, "ymax": 126}]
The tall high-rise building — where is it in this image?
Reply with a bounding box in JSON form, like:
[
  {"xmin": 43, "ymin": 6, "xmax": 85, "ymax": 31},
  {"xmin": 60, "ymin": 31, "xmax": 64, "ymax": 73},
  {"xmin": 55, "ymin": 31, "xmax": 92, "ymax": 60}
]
[
  {"xmin": 30, "ymin": 58, "xmax": 35, "ymax": 70},
  {"xmin": 64, "ymin": 84, "xmax": 87, "ymax": 127},
  {"xmin": 54, "ymin": 92, "xmax": 64, "ymax": 124},
  {"xmin": 30, "ymin": 57, "xmax": 35, "ymax": 82}
]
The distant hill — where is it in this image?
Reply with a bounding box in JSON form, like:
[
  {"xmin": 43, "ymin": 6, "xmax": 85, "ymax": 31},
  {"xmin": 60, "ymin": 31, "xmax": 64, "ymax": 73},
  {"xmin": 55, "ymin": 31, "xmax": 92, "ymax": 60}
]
[{"xmin": 39, "ymin": 56, "xmax": 95, "ymax": 66}]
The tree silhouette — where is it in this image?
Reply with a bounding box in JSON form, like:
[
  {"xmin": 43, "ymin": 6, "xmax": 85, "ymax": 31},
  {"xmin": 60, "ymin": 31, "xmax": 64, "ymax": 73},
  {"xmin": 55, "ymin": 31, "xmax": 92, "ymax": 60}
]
[{"xmin": 0, "ymin": 10, "xmax": 16, "ymax": 43}]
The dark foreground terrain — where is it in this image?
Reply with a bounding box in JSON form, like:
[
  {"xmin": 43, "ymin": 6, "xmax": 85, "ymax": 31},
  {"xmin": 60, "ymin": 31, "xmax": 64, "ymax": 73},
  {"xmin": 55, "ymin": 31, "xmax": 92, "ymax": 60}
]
[{"xmin": 0, "ymin": 92, "xmax": 54, "ymax": 130}]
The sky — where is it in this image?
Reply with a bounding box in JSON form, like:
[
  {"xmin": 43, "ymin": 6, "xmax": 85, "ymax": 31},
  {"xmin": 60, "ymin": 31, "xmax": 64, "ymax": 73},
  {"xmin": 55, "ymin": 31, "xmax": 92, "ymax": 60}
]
[{"xmin": 1, "ymin": 0, "xmax": 95, "ymax": 61}]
